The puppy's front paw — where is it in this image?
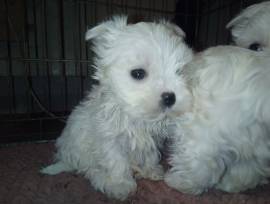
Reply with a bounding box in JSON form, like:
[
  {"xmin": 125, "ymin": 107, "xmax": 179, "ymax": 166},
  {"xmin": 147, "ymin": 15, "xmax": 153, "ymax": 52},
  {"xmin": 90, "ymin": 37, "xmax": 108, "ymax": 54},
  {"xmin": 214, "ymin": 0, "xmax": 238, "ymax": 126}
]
[
  {"xmin": 147, "ymin": 164, "xmax": 165, "ymax": 180},
  {"xmin": 164, "ymin": 170, "xmax": 205, "ymax": 195},
  {"xmin": 104, "ymin": 179, "xmax": 137, "ymax": 200},
  {"xmin": 133, "ymin": 164, "xmax": 164, "ymax": 180}
]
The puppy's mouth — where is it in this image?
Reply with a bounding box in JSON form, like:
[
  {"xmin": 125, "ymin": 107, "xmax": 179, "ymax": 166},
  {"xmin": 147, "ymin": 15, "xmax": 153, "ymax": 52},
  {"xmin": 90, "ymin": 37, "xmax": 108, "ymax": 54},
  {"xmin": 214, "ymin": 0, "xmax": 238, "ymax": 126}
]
[
  {"xmin": 159, "ymin": 100, "xmax": 175, "ymax": 114},
  {"xmin": 137, "ymin": 106, "xmax": 170, "ymax": 122},
  {"xmin": 150, "ymin": 103, "xmax": 175, "ymax": 120},
  {"xmin": 161, "ymin": 106, "xmax": 176, "ymax": 117},
  {"xmin": 160, "ymin": 103, "xmax": 174, "ymax": 111}
]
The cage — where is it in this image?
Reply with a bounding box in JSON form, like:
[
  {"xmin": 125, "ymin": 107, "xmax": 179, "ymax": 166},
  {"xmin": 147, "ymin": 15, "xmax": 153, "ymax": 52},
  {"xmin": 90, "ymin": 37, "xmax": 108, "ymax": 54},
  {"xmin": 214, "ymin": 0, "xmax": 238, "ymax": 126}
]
[{"xmin": 0, "ymin": 0, "xmax": 265, "ymax": 144}]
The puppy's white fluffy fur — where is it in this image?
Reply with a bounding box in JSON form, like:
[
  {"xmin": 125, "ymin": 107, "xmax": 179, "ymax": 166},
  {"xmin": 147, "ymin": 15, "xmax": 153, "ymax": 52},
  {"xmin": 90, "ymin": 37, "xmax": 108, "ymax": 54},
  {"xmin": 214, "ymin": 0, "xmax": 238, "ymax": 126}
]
[
  {"xmin": 227, "ymin": 1, "xmax": 270, "ymax": 52},
  {"xmin": 41, "ymin": 16, "xmax": 193, "ymax": 200},
  {"xmin": 165, "ymin": 46, "xmax": 270, "ymax": 194}
]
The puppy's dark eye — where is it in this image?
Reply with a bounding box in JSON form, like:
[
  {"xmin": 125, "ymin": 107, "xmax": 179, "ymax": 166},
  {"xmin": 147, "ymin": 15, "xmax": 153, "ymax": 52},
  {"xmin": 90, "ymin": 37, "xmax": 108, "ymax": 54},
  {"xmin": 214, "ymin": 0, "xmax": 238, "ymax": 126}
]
[
  {"xmin": 248, "ymin": 43, "xmax": 263, "ymax": 51},
  {"xmin": 130, "ymin": 69, "xmax": 146, "ymax": 80}
]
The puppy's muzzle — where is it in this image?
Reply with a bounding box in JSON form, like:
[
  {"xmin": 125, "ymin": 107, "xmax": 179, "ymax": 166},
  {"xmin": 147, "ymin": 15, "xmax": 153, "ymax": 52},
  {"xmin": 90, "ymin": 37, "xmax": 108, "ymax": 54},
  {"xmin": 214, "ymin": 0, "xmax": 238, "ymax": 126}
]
[{"xmin": 161, "ymin": 92, "xmax": 176, "ymax": 108}]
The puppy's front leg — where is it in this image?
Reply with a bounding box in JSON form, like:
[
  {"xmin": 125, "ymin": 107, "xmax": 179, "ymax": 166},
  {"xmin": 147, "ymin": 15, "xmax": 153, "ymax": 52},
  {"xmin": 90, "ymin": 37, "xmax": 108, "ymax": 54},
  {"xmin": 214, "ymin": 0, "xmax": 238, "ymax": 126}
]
[
  {"xmin": 86, "ymin": 142, "xmax": 137, "ymax": 200},
  {"xmin": 133, "ymin": 147, "xmax": 164, "ymax": 181}
]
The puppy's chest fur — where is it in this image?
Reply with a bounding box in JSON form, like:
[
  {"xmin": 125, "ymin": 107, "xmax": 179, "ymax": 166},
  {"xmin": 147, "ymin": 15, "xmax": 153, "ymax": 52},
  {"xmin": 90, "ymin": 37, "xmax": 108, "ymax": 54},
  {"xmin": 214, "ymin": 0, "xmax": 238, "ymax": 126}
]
[
  {"xmin": 98, "ymin": 91, "xmax": 168, "ymax": 164},
  {"xmin": 112, "ymin": 110, "xmax": 168, "ymax": 164}
]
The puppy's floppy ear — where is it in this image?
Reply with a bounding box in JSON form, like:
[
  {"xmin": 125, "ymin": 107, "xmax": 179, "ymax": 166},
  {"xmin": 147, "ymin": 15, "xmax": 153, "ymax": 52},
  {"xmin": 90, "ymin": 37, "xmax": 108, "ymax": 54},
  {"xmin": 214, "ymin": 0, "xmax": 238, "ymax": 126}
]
[
  {"xmin": 168, "ymin": 23, "xmax": 186, "ymax": 38},
  {"xmin": 226, "ymin": 16, "xmax": 250, "ymax": 40},
  {"xmin": 85, "ymin": 15, "xmax": 128, "ymax": 41},
  {"xmin": 160, "ymin": 20, "xmax": 186, "ymax": 39},
  {"xmin": 226, "ymin": 16, "xmax": 249, "ymax": 30},
  {"xmin": 226, "ymin": 2, "xmax": 267, "ymax": 30}
]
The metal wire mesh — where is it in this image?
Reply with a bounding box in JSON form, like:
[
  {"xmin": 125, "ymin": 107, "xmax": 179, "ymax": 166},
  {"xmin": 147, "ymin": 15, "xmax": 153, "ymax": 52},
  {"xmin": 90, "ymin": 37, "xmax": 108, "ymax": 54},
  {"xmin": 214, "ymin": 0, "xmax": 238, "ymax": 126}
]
[{"xmin": 0, "ymin": 0, "xmax": 264, "ymax": 143}]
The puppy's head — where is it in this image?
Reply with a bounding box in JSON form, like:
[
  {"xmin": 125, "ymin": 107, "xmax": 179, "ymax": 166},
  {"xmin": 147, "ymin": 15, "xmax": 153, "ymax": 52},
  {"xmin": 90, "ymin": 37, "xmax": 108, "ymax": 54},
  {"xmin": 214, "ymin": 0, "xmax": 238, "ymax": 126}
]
[
  {"xmin": 226, "ymin": 2, "xmax": 270, "ymax": 52},
  {"xmin": 86, "ymin": 16, "xmax": 193, "ymax": 120}
]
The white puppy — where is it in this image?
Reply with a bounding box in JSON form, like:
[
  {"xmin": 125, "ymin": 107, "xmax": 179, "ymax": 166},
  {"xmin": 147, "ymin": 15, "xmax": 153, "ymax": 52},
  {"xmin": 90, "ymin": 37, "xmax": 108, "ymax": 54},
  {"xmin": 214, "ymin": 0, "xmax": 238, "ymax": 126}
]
[
  {"xmin": 165, "ymin": 46, "xmax": 270, "ymax": 194},
  {"xmin": 41, "ymin": 16, "xmax": 193, "ymax": 200},
  {"xmin": 226, "ymin": 1, "xmax": 270, "ymax": 52}
]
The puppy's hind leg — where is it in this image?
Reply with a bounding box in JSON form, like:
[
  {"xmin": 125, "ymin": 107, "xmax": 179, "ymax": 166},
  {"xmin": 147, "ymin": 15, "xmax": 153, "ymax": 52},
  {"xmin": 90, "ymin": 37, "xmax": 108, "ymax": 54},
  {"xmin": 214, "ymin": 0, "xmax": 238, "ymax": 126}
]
[{"xmin": 40, "ymin": 161, "xmax": 73, "ymax": 175}]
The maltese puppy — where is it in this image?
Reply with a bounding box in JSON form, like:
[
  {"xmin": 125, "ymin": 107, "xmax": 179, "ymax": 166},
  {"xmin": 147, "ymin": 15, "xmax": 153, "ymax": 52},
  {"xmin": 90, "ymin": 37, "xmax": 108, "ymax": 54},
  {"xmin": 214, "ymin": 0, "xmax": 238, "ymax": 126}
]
[
  {"xmin": 165, "ymin": 45, "xmax": 270, "ymax": 194},
  {"xmin": 226, "ymin": 1, "xmax": 270, "ymax": 52},
  {"xmin": 41, "ymin": 16, "xmax": 193, "ymax": 200}
]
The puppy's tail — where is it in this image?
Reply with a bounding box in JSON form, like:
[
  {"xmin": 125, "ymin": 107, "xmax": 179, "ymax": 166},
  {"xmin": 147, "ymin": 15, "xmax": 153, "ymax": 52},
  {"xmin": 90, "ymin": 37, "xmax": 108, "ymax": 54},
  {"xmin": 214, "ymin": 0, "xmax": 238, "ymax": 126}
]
[{"xmin": 40, "ymin": 162, "xmax": 72, "ymax": 175}]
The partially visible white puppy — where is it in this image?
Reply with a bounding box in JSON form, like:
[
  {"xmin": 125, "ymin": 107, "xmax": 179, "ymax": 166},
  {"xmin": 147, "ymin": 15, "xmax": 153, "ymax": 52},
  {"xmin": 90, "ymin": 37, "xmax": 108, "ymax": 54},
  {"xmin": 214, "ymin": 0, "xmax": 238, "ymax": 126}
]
[
  {"xmin": 41, "ymin": 16, "xmax": 193, "ymax": 200},
  {"xmin": 165, "ymin": 46, "xmax": 270, "ymax": 194},
  {"xmin": 226, "ymin": 1, "xmax": 270, "ymax": 52}
]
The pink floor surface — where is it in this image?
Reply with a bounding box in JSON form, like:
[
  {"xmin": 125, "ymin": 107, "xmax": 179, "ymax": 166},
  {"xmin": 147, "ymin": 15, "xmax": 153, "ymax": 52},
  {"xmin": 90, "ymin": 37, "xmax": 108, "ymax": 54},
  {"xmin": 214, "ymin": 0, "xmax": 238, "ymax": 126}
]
[{"xmin": 0, "ymin": 142, "xmax": 269, "ymax": 204}]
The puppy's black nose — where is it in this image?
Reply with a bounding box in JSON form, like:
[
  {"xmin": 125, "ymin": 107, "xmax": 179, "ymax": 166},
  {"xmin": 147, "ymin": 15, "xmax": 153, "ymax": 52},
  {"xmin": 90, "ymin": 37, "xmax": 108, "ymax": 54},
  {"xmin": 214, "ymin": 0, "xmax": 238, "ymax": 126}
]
[{"xmin": 161, "ymin": 92, "xmax": 176, "ymax": 108}]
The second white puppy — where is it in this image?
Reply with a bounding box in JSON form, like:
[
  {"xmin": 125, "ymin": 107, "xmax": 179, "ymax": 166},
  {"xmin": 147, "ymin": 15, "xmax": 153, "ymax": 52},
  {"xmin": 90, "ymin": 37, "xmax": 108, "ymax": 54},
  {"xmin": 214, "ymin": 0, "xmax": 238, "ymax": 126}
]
[
  {"xmin": 165, "ymin": 46, "xmax": 270, "ymax": 194},
  {"xmin": 227, "ymin": 1, "xmax": 270, "ymax": 52},
  {"xmin": 41, "ymin": 16, "xmax": 193, "ymax": 200}
]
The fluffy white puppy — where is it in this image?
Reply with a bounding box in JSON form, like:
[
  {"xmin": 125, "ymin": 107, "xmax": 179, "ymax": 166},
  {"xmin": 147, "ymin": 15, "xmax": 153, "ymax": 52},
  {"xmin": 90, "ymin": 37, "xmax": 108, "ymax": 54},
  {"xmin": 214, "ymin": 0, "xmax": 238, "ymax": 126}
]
[
  {"xmin": 41, "ymin": 16, "xmax": 193, "ymax": 200},
  {"xmin": 165, "ymin": 46, "xmax": 270, "ymax": 194},
  {"xmin": 226, "ymin": 1, "xmax": 270, "ymax": 52}
]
